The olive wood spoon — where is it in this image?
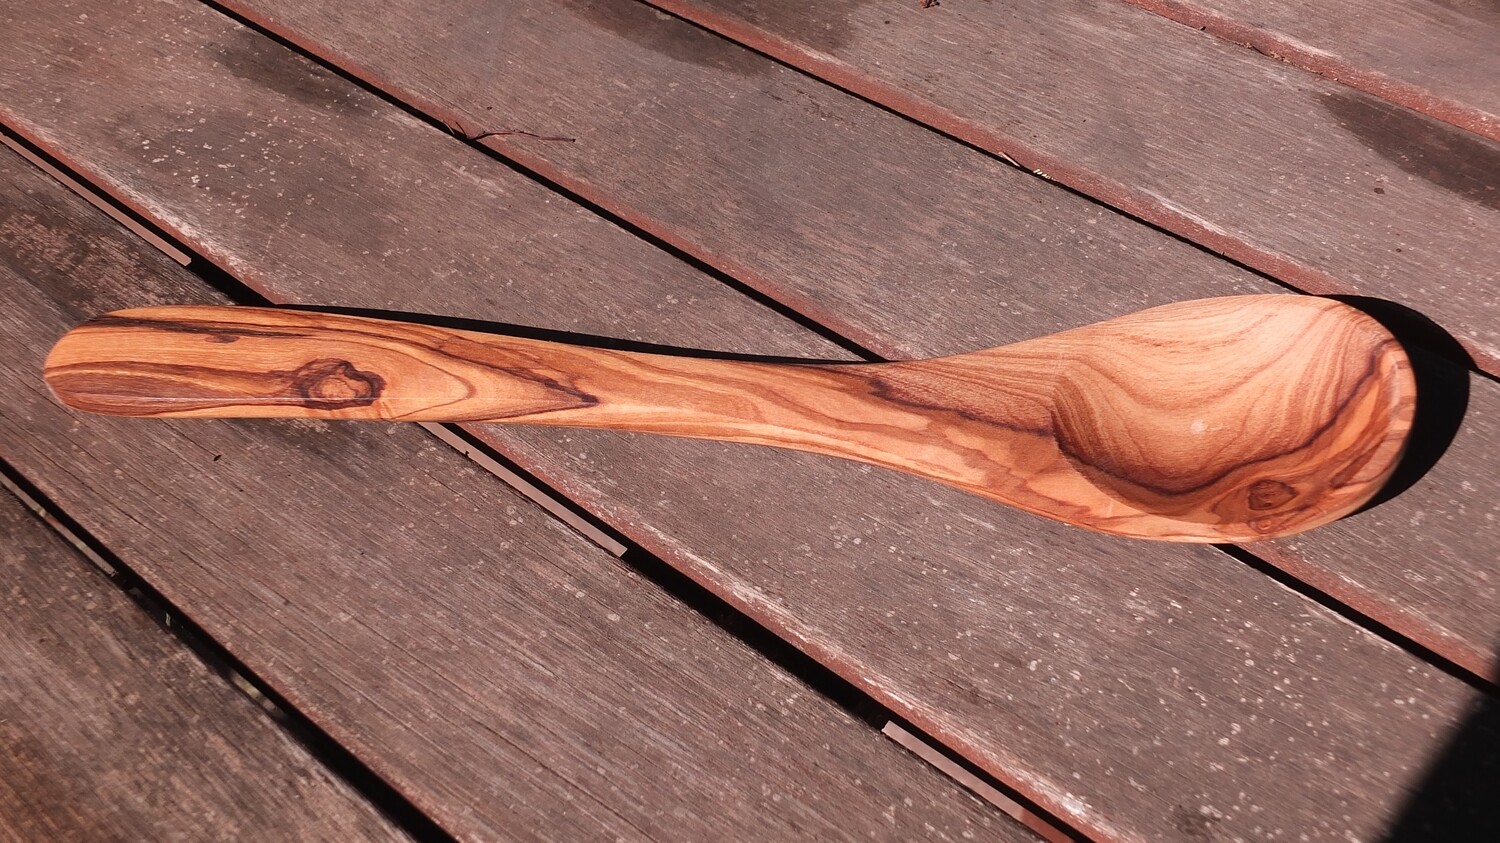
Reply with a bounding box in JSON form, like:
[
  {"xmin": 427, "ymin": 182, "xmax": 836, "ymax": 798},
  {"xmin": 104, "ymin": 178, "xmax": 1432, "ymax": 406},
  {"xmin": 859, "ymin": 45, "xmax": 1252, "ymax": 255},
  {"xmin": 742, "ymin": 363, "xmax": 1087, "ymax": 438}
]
[{"xmin": 43, "ymin": 295, "xmax": 1414, "ymax": 542}]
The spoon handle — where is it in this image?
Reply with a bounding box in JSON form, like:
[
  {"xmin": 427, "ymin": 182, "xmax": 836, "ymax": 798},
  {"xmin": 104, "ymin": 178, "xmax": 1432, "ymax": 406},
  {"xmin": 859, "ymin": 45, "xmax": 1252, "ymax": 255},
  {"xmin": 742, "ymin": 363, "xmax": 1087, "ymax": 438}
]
[{"xmin": 42, "ymin": 305, "xmax": 870, "ymax": 438}]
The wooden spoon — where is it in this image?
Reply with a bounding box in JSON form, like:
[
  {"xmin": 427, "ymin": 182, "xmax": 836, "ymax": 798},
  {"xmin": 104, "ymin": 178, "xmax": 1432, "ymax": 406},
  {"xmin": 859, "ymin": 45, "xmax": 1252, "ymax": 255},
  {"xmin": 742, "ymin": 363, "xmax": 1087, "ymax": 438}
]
[{"xmin": 43, "ymin": 295, "xmax": 1413, "ymax": 542}]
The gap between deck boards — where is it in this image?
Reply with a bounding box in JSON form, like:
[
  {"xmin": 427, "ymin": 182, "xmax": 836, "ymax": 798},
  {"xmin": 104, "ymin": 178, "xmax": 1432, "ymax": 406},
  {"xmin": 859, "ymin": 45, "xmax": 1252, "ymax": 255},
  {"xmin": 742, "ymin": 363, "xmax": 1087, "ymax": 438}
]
[{"xmin": 0, "ymin": 462, "xmax": 458, "ymax": 842}]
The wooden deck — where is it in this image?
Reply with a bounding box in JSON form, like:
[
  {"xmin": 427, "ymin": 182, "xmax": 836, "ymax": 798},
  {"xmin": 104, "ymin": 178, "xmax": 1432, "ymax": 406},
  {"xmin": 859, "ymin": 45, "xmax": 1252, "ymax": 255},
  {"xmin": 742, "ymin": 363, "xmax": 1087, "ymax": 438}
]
[{"xmin": 1, "ymin": 1, "xmax": 1496, "ymax": 840}]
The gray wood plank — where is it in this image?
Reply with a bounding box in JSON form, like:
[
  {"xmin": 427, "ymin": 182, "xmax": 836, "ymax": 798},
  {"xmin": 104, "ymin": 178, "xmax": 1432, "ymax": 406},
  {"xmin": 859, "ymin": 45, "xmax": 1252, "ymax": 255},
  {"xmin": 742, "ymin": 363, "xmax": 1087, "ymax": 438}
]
[
  {"xmin": 0, "ymin": 490, "xmax": 409, "ymax": 843},
  {"xmin": 0, "ymin": 3, "xmax": 840, "ymax": 360},
  {"xmin": 0, "ymin": 147, "xmax": 1016, "ymax": 841},
  {"xmin": 644, "ymin": 0, "xmax": 1500, "ymax": 376},
  {"xmin": 194, "ymin": 0, "xmax": 1500, "ymax": 683},
  {"xmin": 211, "ymin": 0, "xmax": 1273, "ymax": 358},
  {"xmin": 1122, "ymin": 0, "xmax": 1500, "ymax": 142},
  {"xmin": 1, "ymin": 3, "xmax": 1495, "ymax": 840}
]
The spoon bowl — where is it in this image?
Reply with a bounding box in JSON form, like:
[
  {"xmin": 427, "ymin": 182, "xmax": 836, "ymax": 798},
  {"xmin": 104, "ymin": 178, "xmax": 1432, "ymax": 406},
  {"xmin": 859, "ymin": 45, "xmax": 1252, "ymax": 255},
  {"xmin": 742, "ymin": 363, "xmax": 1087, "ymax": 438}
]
[{"xmin": 43, "ymin": 295, "xmax": 1414, "ymax": 542}]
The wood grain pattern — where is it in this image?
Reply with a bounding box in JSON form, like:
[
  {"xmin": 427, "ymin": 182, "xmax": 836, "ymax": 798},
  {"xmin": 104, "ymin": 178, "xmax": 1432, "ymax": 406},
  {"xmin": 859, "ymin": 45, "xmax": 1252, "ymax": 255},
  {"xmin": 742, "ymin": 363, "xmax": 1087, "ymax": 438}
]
[
  {"xmin": 0, "ymin": 144, "xmax": 1017, "ymax": 842},
  {"xmin": 0, "ymin": 490, "xmax": 409, "ymax": 843},
  {"xmin": 45, "ymin": 296, "xmax": 1415, "ymax": 542},
  {"xmin": 179, "ymin": 0, "xmax": 1500, "ymax": 673},
  {"xmin": 646, "ymin": 0, "xmax": 1500, "ymax": 374},
  {"xmin": 2, "ymin": 7, "xmax": 1491, "ymax": 841},
  {"xmin": 1122, "ymin": 0, "xmax": 1500, "ymax": 142}
]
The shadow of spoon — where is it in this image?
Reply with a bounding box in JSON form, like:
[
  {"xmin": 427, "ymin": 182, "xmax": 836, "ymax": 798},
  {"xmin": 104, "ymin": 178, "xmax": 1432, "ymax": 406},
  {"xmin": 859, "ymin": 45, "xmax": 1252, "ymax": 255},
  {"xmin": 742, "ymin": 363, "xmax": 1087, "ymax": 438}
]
[{"xmin": 1330, "ymin": 295, "xmax": 1471, "ymax": 511}]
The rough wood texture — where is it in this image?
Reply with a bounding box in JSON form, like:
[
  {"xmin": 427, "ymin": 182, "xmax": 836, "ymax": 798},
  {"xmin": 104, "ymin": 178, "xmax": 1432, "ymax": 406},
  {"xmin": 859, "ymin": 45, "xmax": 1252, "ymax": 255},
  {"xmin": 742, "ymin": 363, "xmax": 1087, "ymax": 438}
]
[
  {"xmin": 1122, "ymin": 0, "xmax": 1500, "ymax": 142},
  {"xmin": 0, "ymin": 4, "xmax": 837, "ymax": 360},
  {"xmin": 643, "ymin": 0, "xmax": 1500, "ymax": 375},
  {"xmin": 210, "ymin": 0, "xmax": 1276, "ymax": 359},
  {"xmin": 1, "ymin": 4, "xmax": 1493, "ymax": 840},
  {"xmin": 0, "ymin": 149, "xmax": 1016, "ymax": 842},
  {"xmin": 0, "ymin": 491, "xmax": 409, "ymax": 843},
  {"xmin": 46, "ymin": 297, "xmax": 1415, "ymax": 542},
  {"xmin": 182, "ymin": 0, "xmax": 1500, "ymax": 672}
]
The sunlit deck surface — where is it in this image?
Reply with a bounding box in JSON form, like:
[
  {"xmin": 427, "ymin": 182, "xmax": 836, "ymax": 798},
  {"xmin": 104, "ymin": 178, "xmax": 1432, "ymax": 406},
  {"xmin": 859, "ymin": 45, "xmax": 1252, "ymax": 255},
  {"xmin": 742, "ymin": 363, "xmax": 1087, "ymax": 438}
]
[{"xmin": 2, "ymin": 1, "xmax": 1498, "ymax": 840}]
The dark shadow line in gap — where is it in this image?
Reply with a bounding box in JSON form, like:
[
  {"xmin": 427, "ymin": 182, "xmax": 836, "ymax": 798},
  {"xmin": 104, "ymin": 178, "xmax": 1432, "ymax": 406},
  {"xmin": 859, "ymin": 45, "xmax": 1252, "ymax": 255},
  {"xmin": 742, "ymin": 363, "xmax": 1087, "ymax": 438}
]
[
  {"xmin": 0, "ymin": 459, "xmax": 459, "ymax": 843},
  {"xmin": 1217, "ymin": 543, "xmax": 1498, "ymax": 697}
]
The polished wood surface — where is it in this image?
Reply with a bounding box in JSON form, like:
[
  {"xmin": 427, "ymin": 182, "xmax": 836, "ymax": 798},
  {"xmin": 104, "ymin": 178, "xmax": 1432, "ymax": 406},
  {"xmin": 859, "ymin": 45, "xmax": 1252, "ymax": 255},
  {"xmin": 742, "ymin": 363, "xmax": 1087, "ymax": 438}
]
[{"xmin": 45, "ymin": 295, "xmax": 1413, "ymax": 542}]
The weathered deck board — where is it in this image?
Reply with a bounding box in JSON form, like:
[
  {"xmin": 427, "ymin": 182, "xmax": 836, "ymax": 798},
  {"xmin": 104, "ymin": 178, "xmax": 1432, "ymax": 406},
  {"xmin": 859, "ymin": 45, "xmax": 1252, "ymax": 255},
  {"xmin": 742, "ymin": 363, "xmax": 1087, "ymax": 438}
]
[
  {"xmin": 0, "ymin": 9, "xmax": 837, "ymax": 359},
  {"xmin": 644, "ymin": 0, "xmax": 1500, "ymax": 375},
  {"xmin": 0, "ymin": 147, "xmax": 1015, "ymax": 842},
  {"xmin": 1122, "ymin": 0, "xmax": 1500, "ymax": 143},
  {"xmin": 0, "ymin": 490, "xmax": 409, "ymax": 843},
  {"xmin": 210, "ymin": 0, "xmax": 1272, "ymax": 357},
  {"xmin": 193, "ymin": 0, "xmax": 1500, "ymax": 679},
  {"xmin": 2, "ymin": 3, "xmax": 1495, "ymax": 840}
]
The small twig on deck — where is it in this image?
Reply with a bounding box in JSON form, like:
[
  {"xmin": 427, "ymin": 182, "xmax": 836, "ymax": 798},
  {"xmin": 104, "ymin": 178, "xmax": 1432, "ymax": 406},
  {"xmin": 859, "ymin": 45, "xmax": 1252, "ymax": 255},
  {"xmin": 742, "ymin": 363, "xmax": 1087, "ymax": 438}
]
[
  {"xmin": 443, "ymin": 119, "xmax": 576, "ymax": 144},
  {"xmin": 469, "ymin": 128, "xmax": 577, "ymax": 143}
]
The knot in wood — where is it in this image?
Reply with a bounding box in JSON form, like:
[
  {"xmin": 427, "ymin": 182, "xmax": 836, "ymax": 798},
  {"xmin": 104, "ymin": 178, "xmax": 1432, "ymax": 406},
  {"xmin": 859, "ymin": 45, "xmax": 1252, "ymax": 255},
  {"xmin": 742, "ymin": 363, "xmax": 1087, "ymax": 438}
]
[
  {"xmin": 1247, "ymin": 479, "xmax": 1298, "ymax": 511},
  {"xmin": 289, "ymin": 358, "xmax": 384, "ymax": 409}
]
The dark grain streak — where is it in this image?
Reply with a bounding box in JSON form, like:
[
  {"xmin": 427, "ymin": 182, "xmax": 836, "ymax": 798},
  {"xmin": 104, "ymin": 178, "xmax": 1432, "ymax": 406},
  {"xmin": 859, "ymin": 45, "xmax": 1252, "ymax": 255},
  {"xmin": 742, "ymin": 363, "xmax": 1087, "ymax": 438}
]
[{"xmin": 92, "ymin": 313, "xmax": 292, "ymax": 340}]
